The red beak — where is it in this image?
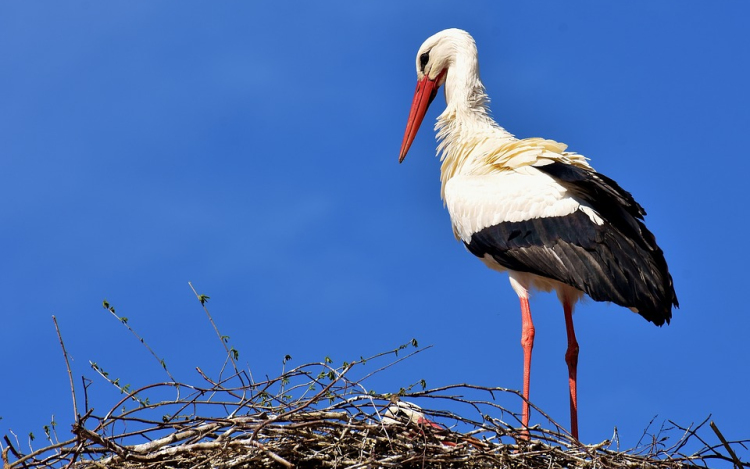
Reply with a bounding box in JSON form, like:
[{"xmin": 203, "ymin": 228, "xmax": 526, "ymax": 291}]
[{"xmin": 399, "ymin": 71, "xmax": 445, "ymax": 163}]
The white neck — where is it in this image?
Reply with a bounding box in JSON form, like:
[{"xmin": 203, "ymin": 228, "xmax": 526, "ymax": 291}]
[{"xmin": 434, "ymin": 49, "xmax": 514, "ymax": 198}]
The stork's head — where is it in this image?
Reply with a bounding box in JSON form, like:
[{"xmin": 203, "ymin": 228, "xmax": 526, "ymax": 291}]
[{"xmin": 399, "ymin": 28, "xmax": 476, "ymax": 162}]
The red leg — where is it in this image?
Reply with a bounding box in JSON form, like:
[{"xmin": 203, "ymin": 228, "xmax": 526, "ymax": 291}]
[
  {"xmin": 563, "ymin": 300, "xmax": 579, "ymax": 440},
  {"xmin": 519, "ymin": 296, "xmax": 535, "ymax": 439}
]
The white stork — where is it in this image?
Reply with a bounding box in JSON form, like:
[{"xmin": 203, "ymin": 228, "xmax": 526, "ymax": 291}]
[{"xmin": 398, "ymin": 29, "xmax": 678, "ymax": 440}]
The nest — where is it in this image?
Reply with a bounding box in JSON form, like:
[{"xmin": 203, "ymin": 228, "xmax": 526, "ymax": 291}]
[
  {"xmin": 3, "ymin": 295, "xmax": 748, "ymax": 469},
  {"xmin": 3, "ymin": 342, "xmax": 747, "ymax": 469}
]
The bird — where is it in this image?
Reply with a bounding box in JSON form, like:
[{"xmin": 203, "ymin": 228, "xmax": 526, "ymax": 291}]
[{"xmin": 398, "ymin": 28, "xmax": 678, "ymax": 441}]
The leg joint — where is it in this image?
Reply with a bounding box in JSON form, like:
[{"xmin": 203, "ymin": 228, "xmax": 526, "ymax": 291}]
[
  {"xmin": 521, "ymin": 325, "xmax": 535, "ymax": 348},
  {"xmin": 565, "ymin": 343, "xmax": 579, "ymax": 366}
]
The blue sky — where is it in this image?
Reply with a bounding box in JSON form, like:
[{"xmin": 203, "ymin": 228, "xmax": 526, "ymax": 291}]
[{"xmin": 2, "ymin": 0, "xmax": 749, "ymax": 457}]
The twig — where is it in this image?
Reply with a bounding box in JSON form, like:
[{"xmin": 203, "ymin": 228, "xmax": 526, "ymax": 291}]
[
  {"xmin": 250, "ymin": 360, "xmax": 358, "ymax": 442},
  {"xmin": 52, "ymin": 316, "xmax": 78, "ymax": 421},
  {"xmin": 358, "ymin": 344, "xmax": 433, "ymax": 384},
  {"xmin": 188, "ymin": 282, "xmax": 247, "ymax": 386},
  {"xmin": 101, "ymin": 301, "xmax": 177, "ymax": 384},
  {"xmin": 81, "ymin": 376, "xmax": 92, "ymax": 414},
  {"xmin": 711, "ymin": 421, "xmax": 744, "ymax": 469},
  {"xmin": 248, "ymin": 440, "xmax": 293, "ymax": 468},
  {"xmin": 2, "ymin": 435, "xmax": 22, "ymax": 461}
]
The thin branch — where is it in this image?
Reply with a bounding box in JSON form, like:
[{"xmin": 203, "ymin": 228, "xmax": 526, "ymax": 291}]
[
  {"xmin": 52, "ymin": 315, "xmax": 78, "ymax": 420},
  {"xmin": 711, "ymin": 421, "xmax": 744, "ymax": 469},
  {"xmin": 102, "ymin": 301, "xmax": 177, "ymax": 384},
  {"xmin": 187, "ymin": 282, "xmax": 246, "ymax": 386}
]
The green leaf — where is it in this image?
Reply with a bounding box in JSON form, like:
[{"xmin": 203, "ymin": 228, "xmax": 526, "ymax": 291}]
[
  {"xmin": 324, "ymin": 356, "xmax": 332, "ymax": 364},
  {"xmin": 283, "ymin": 354, "xmax": 292, "ymax": 365},
  {"xmin": 120, "ymin": 317, "xmax": 128, "ymax": 324},
  {"xmin": 102, "ymin": 299, "xmax": 110, "ymax": 310},
  {"xmin": 198, "ymin": 294, "xmax": 210, "ymax": 305},
  {"xmin": 230, "ymin": 347, "xmax": 239, "ymax": 360},
  {"xmin": 411, "ymin": 338, "xmax": 419, "ymax": 347},
  {"xmin": 420, "ymin": 379, "xmax": 427, "ymax": 390},
  {"xmin": 29, "ymin": 432, "xmax": 35, "ymax": 441}
]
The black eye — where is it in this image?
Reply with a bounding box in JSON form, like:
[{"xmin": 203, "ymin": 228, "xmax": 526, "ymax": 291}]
[{"xmin": 419, "ymin": 51, "xmax": 430, "ymax": 71}]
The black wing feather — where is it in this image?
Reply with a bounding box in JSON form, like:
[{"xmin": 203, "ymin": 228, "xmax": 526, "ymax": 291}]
[{"xmin": 467, "ymin": 163, "xmax": 678, "ymax": 326}]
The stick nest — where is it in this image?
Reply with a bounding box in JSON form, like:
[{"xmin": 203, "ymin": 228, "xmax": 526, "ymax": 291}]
[{"xmin": 3, "ymin": 343, "xmax": 747, "ymax": 469}]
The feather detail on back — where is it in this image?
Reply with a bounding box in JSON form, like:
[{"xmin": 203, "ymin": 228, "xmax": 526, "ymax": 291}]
[{"xmin": 436, "ymin": 113, "xmax": 593, "ymax": 199}]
